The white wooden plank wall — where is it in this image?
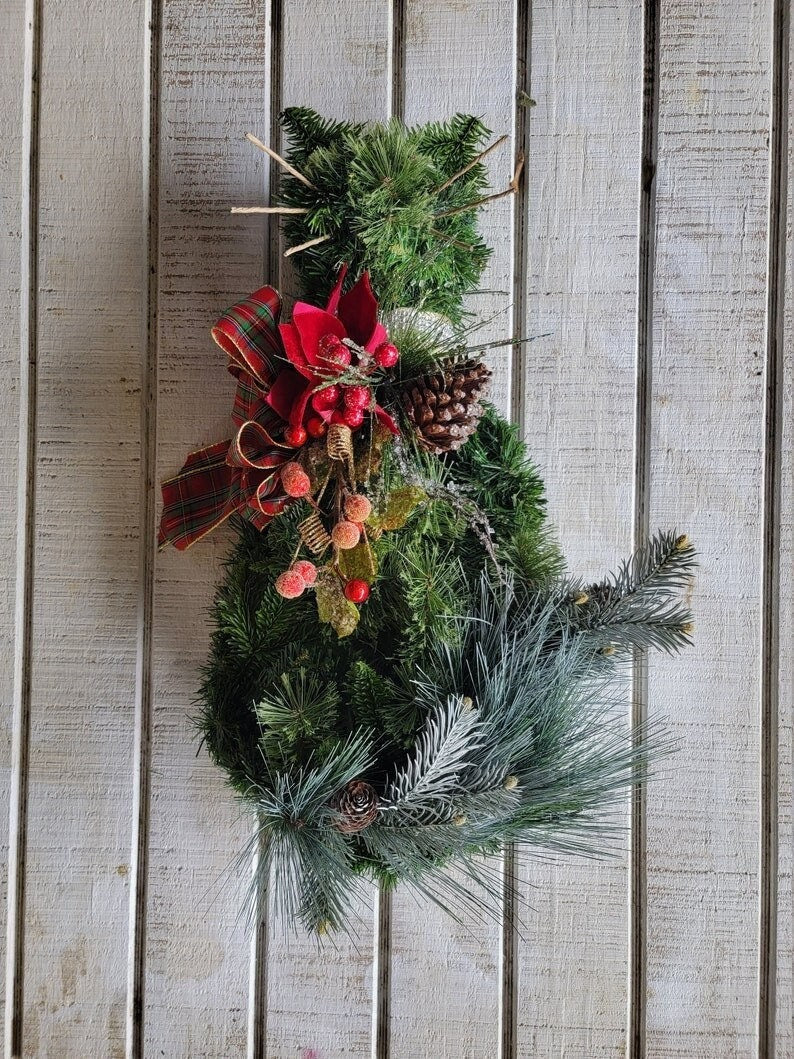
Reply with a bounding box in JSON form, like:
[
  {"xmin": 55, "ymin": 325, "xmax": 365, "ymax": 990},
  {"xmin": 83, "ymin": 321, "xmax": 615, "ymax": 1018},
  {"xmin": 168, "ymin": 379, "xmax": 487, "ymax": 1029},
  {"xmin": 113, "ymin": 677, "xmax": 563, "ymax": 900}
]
[
  {"xmin": 0, "ymin": 0, "xmax": 26, "ymax": 1047},
  {"xmin": 0, "ymin": 2, "xmax": 791, "ymax": 1057},
  {"xmin": 144, "ymin": 3, "xmax": 272, "ymax": 1054},
  {"xmin": 11, "ymin": 2, "xmax": 146, "ymax": 1056},
  {"xmin": 646, "ymin": 3, "xmax": 773, "ymax": 1053},
  {"xmin": 519, "ymin": 1, "xmax": 642, "ymax": 1054}
]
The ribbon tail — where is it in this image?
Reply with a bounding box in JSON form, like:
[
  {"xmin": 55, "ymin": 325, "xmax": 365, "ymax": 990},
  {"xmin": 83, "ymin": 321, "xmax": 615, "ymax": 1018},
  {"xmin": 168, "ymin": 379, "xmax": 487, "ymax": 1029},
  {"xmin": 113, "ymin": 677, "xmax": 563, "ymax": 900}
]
[{"xmin": 158, "ymin": 440, "xmax": 240, "ymax": 550}]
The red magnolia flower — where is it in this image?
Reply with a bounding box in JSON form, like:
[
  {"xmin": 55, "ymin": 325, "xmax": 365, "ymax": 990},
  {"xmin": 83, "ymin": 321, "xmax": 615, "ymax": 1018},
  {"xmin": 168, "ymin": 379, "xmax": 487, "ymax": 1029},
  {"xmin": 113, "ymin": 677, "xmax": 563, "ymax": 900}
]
[{"xmin": 265, "ymin": 265, "xmax": 398, "ymax": 437}]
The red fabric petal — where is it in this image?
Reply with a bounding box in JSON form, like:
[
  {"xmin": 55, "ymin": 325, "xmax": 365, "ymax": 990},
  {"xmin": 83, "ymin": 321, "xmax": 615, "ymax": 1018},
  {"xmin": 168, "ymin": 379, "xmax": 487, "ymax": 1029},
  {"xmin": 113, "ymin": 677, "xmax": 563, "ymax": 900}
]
[
  {"xmin": 338, "ymin": 272, "xmax": 379, "ymax": 346},
  {"xmin": 279, "ymin": 322, "xmax": 314, "ymax": 379},
  {"xmin": 365, "ymin": 322, "xmax": 388, "ymax": 354},
  {"xmin": 265, "ymin": 368, "xmax": 308, "ymax": 421},
  {"xmin": 289, "ymin": 382, "xmax": 315, "ymax": 428},
  {"xmin": 374, "ymin": 405, "xmax": 400, "ymax": 435},
  {"xmin": 324, "ymin": 263, "xmax": 349, "ymax": 314},
  {"xmin": 293, "ymin": 302, "xmax": 347, "ymax": 366}
]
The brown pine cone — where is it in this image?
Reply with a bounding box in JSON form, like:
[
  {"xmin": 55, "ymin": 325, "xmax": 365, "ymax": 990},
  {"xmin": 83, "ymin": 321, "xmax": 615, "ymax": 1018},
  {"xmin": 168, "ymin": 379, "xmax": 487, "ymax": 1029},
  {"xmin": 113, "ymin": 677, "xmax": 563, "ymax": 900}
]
[
  {"xmin": 401, "ymin": 358, "xmax": 491, "ymax": 454},
  {"xmin": 330, "ymin": 780, "xmax": 378, "ymax": 834}
]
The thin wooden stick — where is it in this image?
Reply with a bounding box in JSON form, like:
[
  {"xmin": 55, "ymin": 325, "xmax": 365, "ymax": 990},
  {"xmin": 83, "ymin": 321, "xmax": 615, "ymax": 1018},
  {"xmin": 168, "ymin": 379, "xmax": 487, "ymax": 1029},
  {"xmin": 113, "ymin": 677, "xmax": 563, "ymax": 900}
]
[
  {"xmin": 230, "ymin": 205, "xmax": 309, "ymax": 214},
  {"xmin": 245, "ymin": 131, "xmax": 316, "ymax": 189},
  {"xmin": 435, "ymin": 133, "xmax": 509, "ymax": 193},
  {"xmin": 435, "ymin": 152, "xmax": 525, "ymax": 219},
  {"xmin": 430, "ymin": 228, "xmax": 478, "ymax": 252},
  {"xmin": 284, "ymin": 233, "xmax": 331, "ymax": 257}
]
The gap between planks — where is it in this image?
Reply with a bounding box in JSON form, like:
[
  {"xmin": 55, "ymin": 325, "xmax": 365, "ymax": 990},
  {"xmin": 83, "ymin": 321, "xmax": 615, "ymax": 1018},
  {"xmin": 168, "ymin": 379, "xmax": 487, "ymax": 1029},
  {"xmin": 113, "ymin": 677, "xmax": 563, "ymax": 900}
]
[
  {"xmin": 370, "ymin": 4, "xmax": 407, "ymax": 1056},
  {"xmin": 629, "ymin": 1, "xmax": 661, "ymax": 1056},
  {"xmin": 499, "ymin": 2, "xmax": 533, "ymax": 1057},
  {"xmin": 248, "ymin": 4, "xmax": 283, "ymax": 1056},
  {"xmin": 387, "ymin": 0, "xmax": 406, "ymax": 124},
  {"xmin": 4, "ymin": 0, "xmax": 42, "ymax": 1055},
  {"xmin": 125, "ymin": 0, "xmax": 162, "ymax": 1055},
  {"xmin": 757, "ymin": 0, "xmax": 790, "ymax": 1055}
]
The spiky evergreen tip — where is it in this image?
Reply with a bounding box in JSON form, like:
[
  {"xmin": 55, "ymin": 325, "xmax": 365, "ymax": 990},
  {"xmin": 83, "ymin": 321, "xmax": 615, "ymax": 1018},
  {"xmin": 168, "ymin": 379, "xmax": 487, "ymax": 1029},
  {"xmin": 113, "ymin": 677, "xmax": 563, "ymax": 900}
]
[{"xmin": 278, "ymin": 107, "xmax": 494, "ymax": 318}]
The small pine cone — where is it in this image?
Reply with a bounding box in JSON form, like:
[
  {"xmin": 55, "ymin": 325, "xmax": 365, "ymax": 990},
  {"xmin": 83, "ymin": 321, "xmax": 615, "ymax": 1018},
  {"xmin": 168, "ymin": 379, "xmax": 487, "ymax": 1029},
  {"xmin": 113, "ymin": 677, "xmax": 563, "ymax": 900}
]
[
  {"xmin": 401, "ymin": 359, "xmax": 491, "ymax": 454},
  {"xmin": 330, "ymin": 780, "xmax": 378, "ymax": 834}
]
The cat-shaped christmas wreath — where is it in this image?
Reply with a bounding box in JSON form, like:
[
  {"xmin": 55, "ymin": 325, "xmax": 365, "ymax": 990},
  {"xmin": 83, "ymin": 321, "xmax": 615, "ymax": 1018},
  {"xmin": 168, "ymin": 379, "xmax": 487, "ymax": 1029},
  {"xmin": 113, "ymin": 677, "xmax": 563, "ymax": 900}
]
[{"xmin": 160, "ymin": 108, "xmax": 694, "ymax": 934}]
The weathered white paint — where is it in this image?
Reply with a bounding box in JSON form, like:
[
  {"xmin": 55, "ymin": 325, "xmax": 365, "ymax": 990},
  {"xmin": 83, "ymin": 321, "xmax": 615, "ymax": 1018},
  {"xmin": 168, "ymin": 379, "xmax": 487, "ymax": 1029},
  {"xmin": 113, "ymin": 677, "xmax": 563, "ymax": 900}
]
[
  {"xmin": 776, "ymin": 25, "xmax": 793, "ymax": 1047},
  {"xmin": 13, "ymin": 0, "xmax": 145, "ymax": 1054},
  {"xmin": 143, "ymin": 1, "xmax": 273, "ymax": 1054},
  {"xmin": 518, "ymin": 1, "xmax": 643, "ymax": 1053},
  {"xmin": 645, "ymin": 2, "xmax": 773, "ymax": 1053},
  {"xmin": 0, "ymin": 0, "xmax": 26, "ymax": 1042},
  {"xmin": 0, "ymin": 1, "xmax": 791, "ymax": 1057}
]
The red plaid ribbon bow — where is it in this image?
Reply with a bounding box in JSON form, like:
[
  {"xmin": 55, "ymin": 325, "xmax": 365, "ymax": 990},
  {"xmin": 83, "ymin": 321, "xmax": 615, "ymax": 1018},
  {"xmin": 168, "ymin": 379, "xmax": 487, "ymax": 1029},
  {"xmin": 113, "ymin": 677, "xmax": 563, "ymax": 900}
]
[{"xmin": 158, "ymin": 286, "xmax": 294, "ymax": 550}]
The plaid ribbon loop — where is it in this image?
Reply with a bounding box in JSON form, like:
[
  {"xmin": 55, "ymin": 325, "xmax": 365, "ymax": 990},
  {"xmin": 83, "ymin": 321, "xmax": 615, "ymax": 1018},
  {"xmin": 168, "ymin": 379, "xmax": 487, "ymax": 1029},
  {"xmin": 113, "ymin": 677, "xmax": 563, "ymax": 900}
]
[{"xmin": 158, "ymin": 286, "xmax": 294, "ymax": 551}]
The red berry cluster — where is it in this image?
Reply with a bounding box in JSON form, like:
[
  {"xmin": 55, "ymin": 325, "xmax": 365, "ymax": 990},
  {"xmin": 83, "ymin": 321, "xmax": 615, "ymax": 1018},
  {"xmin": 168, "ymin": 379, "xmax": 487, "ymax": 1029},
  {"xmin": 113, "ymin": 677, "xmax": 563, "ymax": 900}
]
[
  {"xmin": 336, "ymin": 493, "xmax": 373, "ymax": 604},
  {"xmin": 298, "ymin": 334, "xmax": 400, "ymax": 441},
  {"xmin": 274, "ymin": 559, "xmax": 318, "ymax": 599},
  {"xmin": 272, "ymin": 493, "xmax": 374, "ymax": 606}
]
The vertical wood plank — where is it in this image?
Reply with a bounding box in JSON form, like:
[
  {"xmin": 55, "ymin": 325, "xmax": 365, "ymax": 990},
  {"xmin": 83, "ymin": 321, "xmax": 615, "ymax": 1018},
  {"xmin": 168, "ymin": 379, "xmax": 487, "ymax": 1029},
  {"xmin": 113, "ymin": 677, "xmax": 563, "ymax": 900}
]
[
  {"xmin": 760, "ymin": 1, "xmax": 790, "ymax": 1053},
  {"xmin": 645, "ymin": 1, "xmax": 772, "ymax": 1053},
  {"xmin": 503, "ymin": 5, "xmax": 531, "ymax": 1051},
  {"xmin": 261, "ymin": 4, "xmax": 389, "ymax": 1055},
  {"xmin": 143, "ymin": 2, "xmax": 272, "ymax": 1054},
  {"xmin": 384, "ymin": 3, "xmax": 517, "ymax": 1055},
  {"xmin": 775, "ymin": 37, "xmax": 792, "ymax": 1043},
  {"xmin": 125, "ymin": 0, "xmax": 161, "ymax": 1052},
  {"xmin": 517, "ymin": 1, "xmax": 643, "ymax": 1053},
  {"xmin": 630, "ymin": 1, "xmax": 661, "ymax": 1052},
  {"xmin": 775, "ymin": 18, "xmax": 793, "ymax": 1050},
  {"xmin": 18, "ymin": 0, "xmax": 145, "ymax": 1053},
  {"xmin": 1, "ymin": 0, "xmax": 32, "ymax": 1049}
]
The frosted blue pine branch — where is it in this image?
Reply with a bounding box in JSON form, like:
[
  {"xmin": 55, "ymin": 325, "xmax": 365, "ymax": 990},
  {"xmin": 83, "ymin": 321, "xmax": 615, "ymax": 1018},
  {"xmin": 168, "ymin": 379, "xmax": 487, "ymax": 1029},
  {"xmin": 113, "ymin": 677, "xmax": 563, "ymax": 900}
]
[{"xmin": 380, "ymin": 695, "xmax": 483, "ymax": 823}]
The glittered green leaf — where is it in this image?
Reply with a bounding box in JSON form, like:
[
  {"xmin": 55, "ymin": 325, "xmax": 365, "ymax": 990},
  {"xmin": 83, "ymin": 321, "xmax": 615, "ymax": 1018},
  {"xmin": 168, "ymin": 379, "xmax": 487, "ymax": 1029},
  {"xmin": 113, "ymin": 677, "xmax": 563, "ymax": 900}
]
[
  {"xmin": 315, "ymin": 567, "xmax": 360, "ymax": 638},
  {"xmin": 368, "ymin": 485, "xmax": 426, "ymax": 532},
  {"xmin": 338, "ymin": 540, "xmax": 378, "ymax": 582}
]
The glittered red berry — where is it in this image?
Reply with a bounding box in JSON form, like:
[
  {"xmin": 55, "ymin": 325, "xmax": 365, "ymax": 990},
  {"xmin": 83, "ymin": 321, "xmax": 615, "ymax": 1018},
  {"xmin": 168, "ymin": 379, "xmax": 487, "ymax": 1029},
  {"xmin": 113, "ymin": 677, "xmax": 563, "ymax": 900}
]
[
  {"xmin": 374, "ymin": 342, "xmax": 399, "ymax": 369},
  {"xmin": 331, "ymin": 520, "xmax": 361, "ymax": 550},
  {"xmin": 306, "ymin": 415, "xmax": 327, "ymax": 439},
  {"xmin": 318, "ymin": 334, "xmax": 351, "ymax": 371},
  {"xmin": 283, "ymin": 425, "xmax": 307, "ymax": 447},
  {"xmin": 344, "ymin": 494, "xmax": 372, "ymax": 522},
  {"xmin": 317, "ymin": 333, "xmax": 343, "ymax": 359},
  {"xmin": 328, "ymin": 346, "xmax": 352, "ymax": 370},
  {"xmin": 343, "ymin": 385, "xmax": 371, "ymax": 410},
  {"xmin": 291, "ymin": 559, "xmax": 318, "ymax": 586},
  {"xmin": 330, "ymin": 409, "xmax": 348, "ymax": 425},
  {"xmin": 342, "ymin": 406, "xmax": 365, "ymax": 429},
  {"xmin": 280, "ymin": 461, "xmax": 312, "ymax": 498},
  {"xmin": 344, "ymin": 579, "xmax": 370, "ymax": 603},
  {"xmin": 274, "ymin": 570, "xmax": 305, "ymax": 599},
  {"xmin": 311, "ymin": 384, "xmax": 340, "ymax": 411}
]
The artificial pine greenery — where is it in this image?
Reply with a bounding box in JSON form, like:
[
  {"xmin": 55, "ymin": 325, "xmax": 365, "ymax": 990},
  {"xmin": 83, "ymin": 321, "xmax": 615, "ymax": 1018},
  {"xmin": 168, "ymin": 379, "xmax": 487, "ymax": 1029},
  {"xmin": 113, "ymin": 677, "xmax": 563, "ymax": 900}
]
[
  {"xmin": 199, "ymin": 412, "xmax": 694, "ymax": 931},
  {"xmin": 199, "ymin": 406, "xmax": 562, "ymax": 791},
  {"xmin": 192, "ymin": 109, "xmax": 695, "ymax": 934},
  {"xmin": 278, "ymin": 108, "xmax": 493, "ymax": 319}
]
